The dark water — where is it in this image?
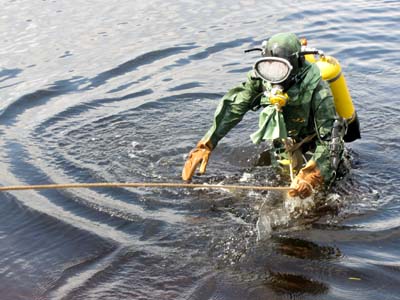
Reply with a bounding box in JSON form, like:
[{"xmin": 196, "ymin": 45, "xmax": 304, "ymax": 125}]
[{"xmin": 1, "ymin": 0, "xmax": 400, "ymax": 299}]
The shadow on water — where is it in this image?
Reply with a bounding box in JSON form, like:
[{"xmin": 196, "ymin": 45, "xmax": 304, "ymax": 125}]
[
  {"xmin": 0, "ymin": 68, "xmax": 23, "ymax": 84},
  {"xmin": 0, "ymin": 77, "xmax": 87, "ymax": 125},
  {"xmin": 187, "ymin": 37, "xmax": 253, "ymax": 61},
  {"xmin": 33, "ymin": 88, "xmax": 154, "ymax": 133},
  {"xmin": 0, "ymin": 43, "xmax": 200, "ymax": 125},
  {"xmin": 87, "ymin": 45, "xmax": 198, "ymax": 89}
]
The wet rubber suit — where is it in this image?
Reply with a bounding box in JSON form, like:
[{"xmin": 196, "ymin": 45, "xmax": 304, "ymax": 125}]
[
  {"xmin": 182, "ymin": 32, "xmax": 347, "ymax": 198},
  {"xmin": 201, "ymin": 61, "xmax": 340, "ymax": 186}
]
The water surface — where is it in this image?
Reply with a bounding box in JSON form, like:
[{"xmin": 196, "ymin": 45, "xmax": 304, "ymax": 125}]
[{"xmin": 1, "ymin": 0, "xmax": 400, "ymax": 299}]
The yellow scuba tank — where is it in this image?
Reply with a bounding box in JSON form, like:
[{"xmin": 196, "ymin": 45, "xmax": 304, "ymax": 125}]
[
  {"xmin": 315, "ymin": 56, "xmax": 355, "ymax": 121},
  {"xmin": 301, "ymin": 38, "xmax": 360, "ymax": 142}
]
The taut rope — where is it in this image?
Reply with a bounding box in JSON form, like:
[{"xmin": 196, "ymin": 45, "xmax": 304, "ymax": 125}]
[{"xmin": 0, "ymin": 182, "xmax": 292, "ymax": 192}]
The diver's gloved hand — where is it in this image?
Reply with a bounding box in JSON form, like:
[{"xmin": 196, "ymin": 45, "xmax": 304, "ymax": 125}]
[
  {"xmin": 288, "ymin": 160, "xmax": 323, "ymax": 198},
  {"xmin": 182, "ymin": 140, "xmax": 213, "ymax": 181}
]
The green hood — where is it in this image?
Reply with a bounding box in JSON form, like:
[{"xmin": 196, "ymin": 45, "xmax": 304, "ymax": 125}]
[{"xmin": 263, "ymin": 32, "xmax": 302, "ymax": 74}]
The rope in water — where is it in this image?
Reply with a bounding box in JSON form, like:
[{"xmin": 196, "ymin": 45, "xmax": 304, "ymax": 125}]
[{"xmin": 0, "ymin": 182, "xmax": 292, "ymax": 192}]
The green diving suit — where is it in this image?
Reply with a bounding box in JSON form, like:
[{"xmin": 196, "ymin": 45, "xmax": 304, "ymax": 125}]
[
  {"xmin": 182, "ymin": 32, "xmax": 357, "ymax": 198},
  {"xmin": 202, "ymin": 62, "xmax": 338, "ymax": 185}
]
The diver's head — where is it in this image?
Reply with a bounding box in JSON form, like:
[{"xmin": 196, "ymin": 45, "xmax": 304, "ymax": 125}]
[{"xmin": 261, "ymin": 32, "xmax": 303, "ymax": 75}]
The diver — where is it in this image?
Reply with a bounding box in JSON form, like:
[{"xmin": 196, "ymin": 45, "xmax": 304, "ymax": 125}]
[{"xmin": 182, "ymin": 32, "xmax": 360, "ymax": 198}]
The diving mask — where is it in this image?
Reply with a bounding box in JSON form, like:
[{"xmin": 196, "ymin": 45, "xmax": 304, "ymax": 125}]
[{"xmin": 253, "ymin": 57, "xmax": 293, "ymax": 84}]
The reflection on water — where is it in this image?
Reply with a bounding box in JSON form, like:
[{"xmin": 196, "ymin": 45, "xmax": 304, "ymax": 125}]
[
  {"xmin": 274, "ymin": 236, "xmax": 342, "ymax": 260},
  {"xmin": 266, "ymin": 272, "xmax": 329, "ymax": 296}
]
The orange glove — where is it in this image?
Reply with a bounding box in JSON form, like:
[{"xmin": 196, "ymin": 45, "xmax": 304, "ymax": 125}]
[
  {"xmin": 182, "ymin": 140, "xmax": 213, "ymax": 181},
  {"xmin": 288, "ymin": 160, "xmax": 323, "ymax": 199}
]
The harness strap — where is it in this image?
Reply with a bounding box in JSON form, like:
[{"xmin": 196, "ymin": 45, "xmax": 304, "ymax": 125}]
[{"xmin": 285, "ymin": 133, "xmax": 317, "ymax": 153}]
